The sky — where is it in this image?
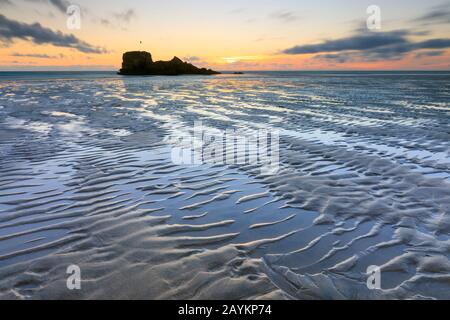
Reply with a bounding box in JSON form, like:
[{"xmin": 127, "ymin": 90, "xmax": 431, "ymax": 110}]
[{"xmin": 0, "ymin": 0, "xmax": 449, "ymax": 71}]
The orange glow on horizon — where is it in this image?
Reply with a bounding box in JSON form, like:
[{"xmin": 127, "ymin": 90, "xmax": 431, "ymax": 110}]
[{"xmin": 1, "ymin": 1, "xmax": 449, "ymax": 71}]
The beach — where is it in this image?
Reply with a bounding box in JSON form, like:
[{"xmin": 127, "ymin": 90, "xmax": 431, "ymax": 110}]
[{"xmin": 0, "ymin": 71, "xmax": 449, "ymax": 299}]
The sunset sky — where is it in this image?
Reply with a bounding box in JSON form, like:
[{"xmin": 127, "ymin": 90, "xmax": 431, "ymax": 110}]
[{"xmin": 0, "ymin": 0, "xmax": 449, "ymax": 71}]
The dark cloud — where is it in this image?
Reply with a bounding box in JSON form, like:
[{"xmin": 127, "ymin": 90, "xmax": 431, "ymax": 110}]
[
  {"xmin": 314, "ymin": 53, "xmax": 352, "ymax": 64},
  {"xmin": 283, "ymin": 29, "xmax": 450, "ymax": 63},
  {"xmin": 10, "ymin": 52, "xmax": 65, "ymax": 59},
  {"xmin": 415, "ymin": 50, "xmax": 445, "ymax": 59},
  {"xmin": 314, "ymin": 51, "xmax": 401, "ymax": 64},
  {"xmin": 414, "ymin": 2, "xmax": 450, "ymax": 25},
  {"xmin": 360, "ymin": 38, "xmax": 450, "ymax": 60},
  {"xmin": 48, "ymin": 0, "xmax": 70, "ymax": 13},
  {"xmin": 0, "ymin": 14, "xmax": 107, "ymax": 54},
  {"xmin": 283, "ymin": 30, "xmax": 410, "ymax": 54},
  {"xmin": 24, "ymin": 0, "xmax": 71, "ymax": 14}
]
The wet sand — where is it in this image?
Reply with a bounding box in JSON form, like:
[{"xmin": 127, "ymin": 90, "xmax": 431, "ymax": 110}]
[{"xmin": 0, "ymin": 72, "xmax": 449, "ymax": 299}]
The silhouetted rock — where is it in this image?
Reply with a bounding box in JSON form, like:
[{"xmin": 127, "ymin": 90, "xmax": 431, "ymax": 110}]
[{"xmin": 118, "ymin": 51, "xmax": 220, "ymax": 76}]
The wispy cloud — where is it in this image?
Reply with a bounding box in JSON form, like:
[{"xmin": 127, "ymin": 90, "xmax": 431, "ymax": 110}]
[
  {"xmin": 0, "ymin": 0, "xmax": 12, "ymax": 7},
  {"xmin": 414, "ymin": 50, "xmax": 446, "ymax": 59},
  {"xmin": 113, "ymin": 9, "xmax": 135, "ymax": 24},
  {"xmin": 183, "ymin": 56, "xmax": 201, "ymax": 62},
  {"xmin": 96, "ymin": 8, "xmax": 136, "ymax": 29},
  {"xmin": 0, "ymin": 64, "xmax": 115, "ymax": 71},
  {"xmin": 228, "ymin": 8, "xmax": 246, "ymax": 14},
  {"xmin": 10, "ymin": 52, "xmax": 65, "ymax": 59},
  {"xmin": 314, "ymin": 53, "xmax": 352, "ymax": 64},
  {"xmin": 0, "ymin": 14, "xmax": 107, "ymax": 53},
  {"xmin": 270, "ymin": 11, "xmax": 299, "ymax": 22},
  {"xmin": 413, "ymin": 1, "xmax": 450, "ymax": 25}
]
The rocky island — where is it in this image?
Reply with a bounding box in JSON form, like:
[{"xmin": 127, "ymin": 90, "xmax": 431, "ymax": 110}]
[{"xmin": 118, "ymin": 51, "xmax": 220, "ymax": 76}]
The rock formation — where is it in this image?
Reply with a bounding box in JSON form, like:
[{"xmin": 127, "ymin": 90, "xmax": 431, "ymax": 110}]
[{"xmin": 118, "ymin": 51, "xmax": 220, "ymax": 76}]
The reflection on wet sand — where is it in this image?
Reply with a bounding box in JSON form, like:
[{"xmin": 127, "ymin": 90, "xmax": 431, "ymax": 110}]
[{"xmin": 0, "ymin": 72, "xmax": 449, "ymax": 299}]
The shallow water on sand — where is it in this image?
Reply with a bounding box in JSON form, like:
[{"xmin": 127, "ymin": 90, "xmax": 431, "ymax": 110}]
[{"xmin": 0, "ymin": 71, "xmax": 449, "ymax": 299}]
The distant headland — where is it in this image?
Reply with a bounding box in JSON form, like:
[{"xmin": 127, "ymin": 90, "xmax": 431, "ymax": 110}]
[{"xmin": 118, "ymin": 51, "xmax": 221, "ymax": 76}]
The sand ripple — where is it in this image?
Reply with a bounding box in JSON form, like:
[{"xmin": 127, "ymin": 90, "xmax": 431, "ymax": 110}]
[{"xmin": 0, "ymin": 72, "xmax": 449, "ymax": 299}]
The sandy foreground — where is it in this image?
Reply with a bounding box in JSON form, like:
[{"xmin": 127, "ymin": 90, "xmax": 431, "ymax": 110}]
[{"xmin": 0, "ymin": 72, "xmax": 449, "ymax": 299}]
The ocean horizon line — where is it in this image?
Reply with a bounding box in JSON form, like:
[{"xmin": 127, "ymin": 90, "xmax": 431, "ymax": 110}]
[{"xmin": 1, "ymin": 69, "xmax": 450, "ymax": 73}]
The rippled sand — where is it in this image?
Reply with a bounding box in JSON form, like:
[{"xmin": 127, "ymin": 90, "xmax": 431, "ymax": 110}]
[{"xmin": 0, "ymin": 72, "xmax": 449, "ymax": 299}]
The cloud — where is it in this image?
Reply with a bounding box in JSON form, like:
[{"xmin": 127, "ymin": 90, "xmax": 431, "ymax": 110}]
[
  {"xmin": 10, "ymin": 52, "xmax": 65, "ymax": 59},
  {"xmin": 0, "ymin": 14, "xmax": 107, "ymax": 53},
  {"xmin": 413, "ymin": 2, "xmax": 450, "ymax": 25},
  {"xmin": 96, "ymin": 9, "xmax": 136, "ymax": 29},
  {"xmin": 0, "ymin": 64, "xmax": 115, "ymax": 71},
  {"xmin": 24, "ymin": 0, "xmax": 71, "ymax": 14},
  {"xmin": 100, "ymin": 18, "xmax": 111, "ymax": 26},
  {"xmin": 183, "ymin": 56, "xmax": 201, "ymax": 62},
  {"xmin": 113, "ymin": 9, "xmax": 136, "ymax": 24},
  {"xmin": 229, "ymin": 8, "xmax": 246, "ymax": 14},
  {"xmin": 270, "ymin": 11, "xmax": 299, "ymax": 22},
  {"xmin": 414, "ymin": 50, "xmax": 446, "ymax": 59},
  {"xmin": 314, "ymin": 53, "xmax": 352, "ymax": 64},
  {"xmin": 48, "ymin": 0, "xmax": 70, "ymax": 13},
  {"xmin": 0, "ymin": 0, "xmax": 12, "ymax": 7},
  {"xmin": 283, "ymin": 29, "xmax": 450, "ymax": 62},
  {"xmin": 283, "ymin": 30, "xmax": 410, "ymax": 54}
]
